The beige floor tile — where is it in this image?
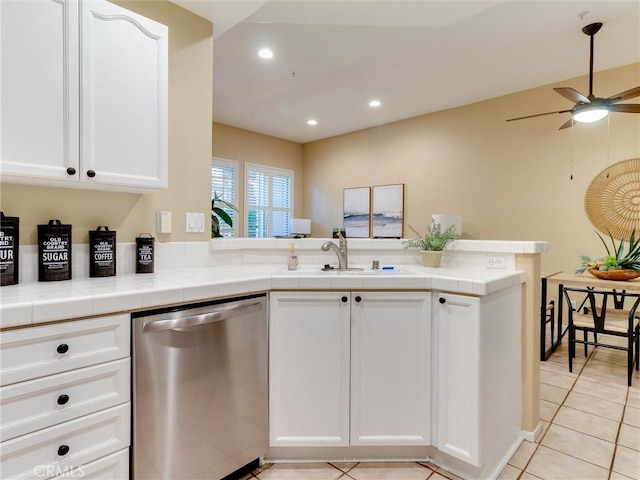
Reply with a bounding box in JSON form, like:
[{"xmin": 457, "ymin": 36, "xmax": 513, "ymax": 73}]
[
  {"xmin": 525, "ymin": 445, "xmax": 609, "ymax": 479},
  {"xmin": 541, "ymin": 424, "xmax": 615, "ymax": 469},
  {"xmin": 612, "ymin": 445, "xmax": 640, "ymax": 479},
  {"xmin": 540, "ymin": 383, "xmax": 569, "ymax": 405},
  {"xmin": 540, "ymin": 368, "xmax": 577, "ymax": 389},
  {"xmin": 540, "ymin": 399, "xmax": 560, "ymax": 422},
  {"xmin": 573, "ymin": 376, "xmax": 629, "ymax": 405},
  {"xmin": 534, "ymin": 421, "xmax": 550, "ymax": 443},
  {"xmin": 609, "ymin": 472, "xmax": 637, "ymax": 480},
  {"xmin": 553, "ymin": 405, "xmax": 620, "ymax": 442},
  {"xmin": 581, "ymin": 362, "xmax": 636, "ymax": 388},
  {"xmin": 256, "ymin": 463, "xmax": 344, "ymax": 480},
  {"xmin": 496, "ymin": 464, "xmax": 521, "ymax": 480},
  {"xmin": 347, "ymin": 462, "xmax": 432, "ymax": 480},
  {"xmin": 433, "ymin": 468, "xmax": 463, "ymax": 480},
  {"xmin": 330, "ymin": 462, "xmax": 358, "ymax": 473},
  {"xmin": 618, "ymin": 423, "xmax": 640, "ymax": 451},
  {"xmin": 519, "ymin": 473, "xmax": 543, "ymax": 480},
  {"xmin": 591, "ymin": 347, "xmax": 629, "ymax": 367},
  {"xmin": 540, "ymin": 360, "xmax": 578, "ymax": 378},
  {"xmin": 427, "ymin": 474, "xmax": 450, "ymax": 480},
  {"xmin": 623, "ymin": 406, "xmax": 640, "ymax": 427},
  {"xmin": 563, "ymin": 390, "xmax": 625, "ymax": 421},
  {"xmin": 417, "ymin": 462, "xmax": 438, "ymax": 471},
  {"xmin": 628, "ymin": 388, "xmax": 640, "ymax": 409},
  {"xmin": 507, "ymin": 440, "xmax": 537, "ymax": 470}
]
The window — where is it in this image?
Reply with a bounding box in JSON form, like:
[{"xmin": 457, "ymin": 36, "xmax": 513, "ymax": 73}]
[
  {"xmin": 211, "ymin": 158, "xmax": 238, "ymax": 237},
  {"xmin": 245, "ymin": 163, "xmax": 293, "ymax": 238}
]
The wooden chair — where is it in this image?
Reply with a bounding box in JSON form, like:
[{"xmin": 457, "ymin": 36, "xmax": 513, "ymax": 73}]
[{"xmin": 562, "ymin": 287, "xmax": 640, "ymax": 386}]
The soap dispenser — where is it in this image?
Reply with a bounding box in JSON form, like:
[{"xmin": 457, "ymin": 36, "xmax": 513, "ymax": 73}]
[{"xmin": 287, "ymin": 243, "xmax": 298, "ymax": 270}]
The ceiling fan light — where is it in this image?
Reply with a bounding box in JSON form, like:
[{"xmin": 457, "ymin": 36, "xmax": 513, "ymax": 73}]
[{"xmin": 573, "ymin": 107, "xmax": 609, "ymax": 123}]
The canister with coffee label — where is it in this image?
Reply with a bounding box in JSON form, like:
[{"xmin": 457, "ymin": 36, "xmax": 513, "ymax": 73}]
[
  {"xmin": 38, "ymin": 219, "xmax": 72, "ymax": 281},
  {"xmin": 0, "ymin": 212, "xmax": 19, "ymax": 286},
  {"xmin": 89, "ymin": 226, "xmax": 116, "ymax": 277},
  {"xmin": 136, "ymin": 233, "xmax": 154, "ymax": 274}
]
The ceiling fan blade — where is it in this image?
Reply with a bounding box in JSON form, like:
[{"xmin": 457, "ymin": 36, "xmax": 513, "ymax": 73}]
[
  {"xmin": 608, "ymin": 104, "xmax": 640, "ymax": 113},
  {"xmin": 554, "ymin": 87, "xmax": 590, "ymax": 104},
  {"xmin": 506, "ymin": 109, "xmax": 572, "ymax": 122},
  {"xmin": 559, "ymin": 118, "xmax": 574, "ymax": 130},
  {"xmin": 607, "ymin": 86, "xmax": 640, "ymax": 103}
]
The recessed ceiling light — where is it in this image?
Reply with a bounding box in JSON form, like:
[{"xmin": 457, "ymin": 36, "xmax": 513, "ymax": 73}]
[
  {"xmin": 258, "ymin": 48, "xmax": 274, "ymax": 59},
  {"xmin": 307, "ymin": 119, "xmax": 318, "ymax": 126},
  {"xmin": 369, "ymin": 100, "xmax": 381, "ymax": 108}
]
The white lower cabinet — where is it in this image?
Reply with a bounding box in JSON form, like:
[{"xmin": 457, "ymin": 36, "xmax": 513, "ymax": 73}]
[
  {"xmin": 434, "ymin": 288, "xmax": 522, "ymax": 472},
  {"xmin": 269, "ymin": 291, "xmax": 431, "ymax": 448},
  {"xmin": 0, "ymin": 315, "xmax": 131, "ymax": 480}
]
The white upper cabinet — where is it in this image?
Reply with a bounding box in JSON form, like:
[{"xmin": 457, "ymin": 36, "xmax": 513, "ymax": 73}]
[{"xmin": 0, "ymin": 0, "xmax": 168, "ymax": 192}]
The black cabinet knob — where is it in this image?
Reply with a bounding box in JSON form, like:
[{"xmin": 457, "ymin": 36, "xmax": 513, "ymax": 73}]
[
  {"xmin": 56, "ymin": 344, "xmax": 69, "ymax": 354},
  {"xmin": 439, "ymin": 297, "xmax": 446, "ymax": 304},
  {"xmin": 66, "ymin": 167, "xmax": 76, "ymax": 175},
  {"xmin": 341, "ymin": 296, "xmax": 348, "ymax": 303},
  {"xmin": 355, "ymin": 295, "xmax": 362, "ymax": 303},
  {"xmin": 86, "ymin": 170, "xmax": 96, "ymax": 178},
  {"xmin": 57, "ymin": 445, "xmax": 70, "ymax": 456},
  {"xmin": 57, "ymin": 394, "xmax": 70, "ymax": 405}
]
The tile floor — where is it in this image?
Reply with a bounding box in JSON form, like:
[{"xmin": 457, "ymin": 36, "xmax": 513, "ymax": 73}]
[{"xmin": 242, "ymin": 336, "xmax": 640, "ymax": 480}]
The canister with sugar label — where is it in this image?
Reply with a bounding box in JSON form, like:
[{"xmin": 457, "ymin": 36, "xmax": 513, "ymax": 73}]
[
  {"xmin": 136, "ymin": 233, "xmax": 154, "ymax": 274},
  {"xmin": 0, "ymin": 212, "xmax": 19, "ymax": 286},
  {"xmin": 89, "ymin": 226, "xmax": 116, "ymax": 277},
  {"xmin": 38, "ymin": 219, "xmax": 72, "ymax": 281}
]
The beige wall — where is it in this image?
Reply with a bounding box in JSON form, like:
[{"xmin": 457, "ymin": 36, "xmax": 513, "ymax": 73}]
[
  {"xmin": 0, "ymin": 0, "xmax": 213, "ymax": 245},
  {"xmin": 303, "ymin": 63, "xmax": 640, "ymax": 272},
  {"xmin": 212, "ymin": 122, "xmax": 304, "ymax": 236}
]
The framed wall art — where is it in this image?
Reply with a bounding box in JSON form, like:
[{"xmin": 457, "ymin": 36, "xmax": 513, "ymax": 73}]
[
  {"xmin": 372, "ymin": 183, "xmax": 404, "ymax": 238},
  {"xmin": 343, "ymin": 187, "xmax": 371, "ymax": 238}
]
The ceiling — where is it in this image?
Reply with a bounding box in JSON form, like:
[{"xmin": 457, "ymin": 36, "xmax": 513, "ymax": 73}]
[{"xmin": 171, "ymin": 0, "xmax": 640, "ymax": 144}]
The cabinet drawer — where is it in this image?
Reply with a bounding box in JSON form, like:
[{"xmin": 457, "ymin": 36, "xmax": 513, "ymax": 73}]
[
  {"xmin": 53, "ymin": 449, "xmax": 129, "ymax": 480},
  {"xmin": 0, "ymin": 403, "xmax": 130, "ymax": 480},
  {"xmin": 1, "ymin": 359, "xmax": 130, "ymax": 442},
  {"xmin": 0, "ymin": 315, "xmax": 130, "ymax": 386}
]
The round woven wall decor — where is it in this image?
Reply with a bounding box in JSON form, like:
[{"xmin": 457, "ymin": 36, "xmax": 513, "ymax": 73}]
[{"xmin": 584, "ymin": 157, "xmax": 640, "ymax": 240}]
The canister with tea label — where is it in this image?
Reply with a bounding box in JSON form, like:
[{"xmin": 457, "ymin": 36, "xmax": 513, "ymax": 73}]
[
  {"xmin": 89, "ymin": 226, "xmax": 116, "ymax": 277},
  {"xmin": 38, "ymin": 219, "xmax": 72, "ymax": 281},
  {"xmin": 0, "ymin": 212, "xmax": 19, "ymax": 286},
  {"xmin": 136, "ymin": 233, "xmax": 154, "ymax": 274}
]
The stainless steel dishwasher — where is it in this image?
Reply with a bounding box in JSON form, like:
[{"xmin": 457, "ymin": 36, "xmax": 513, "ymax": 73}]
[{"xmin": 131, "ymin": 293, "xmax": 268, "ymax": 480}]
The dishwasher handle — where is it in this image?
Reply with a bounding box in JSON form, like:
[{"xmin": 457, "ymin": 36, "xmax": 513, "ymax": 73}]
[{"xmin": 142, "ymin": 300, "xmax": 263, "ymax": 332}]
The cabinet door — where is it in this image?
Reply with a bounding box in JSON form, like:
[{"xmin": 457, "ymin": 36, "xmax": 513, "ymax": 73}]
[
  {"xmin": 81, "ymin": 0, "xmax": 168, "ymax": 189},
  {"xmin": 0, "ymin": 0, "xmax": 80, "ymax": 181},
  {"xmin": 269, "ymin": 292, "xmax": 350, "ymax": 447},
  {"xmin": 436, "ymin": 293, "xmax": 480, "ymax": 466},
  {"xmin": 351, "ymin": 291, "xmax": 431, "ymax": 446}
]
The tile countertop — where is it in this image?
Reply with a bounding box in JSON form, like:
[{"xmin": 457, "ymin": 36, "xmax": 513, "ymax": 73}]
[{"xmin": 0, "ymin": 264, "xmax": 526, "ymax": 329}]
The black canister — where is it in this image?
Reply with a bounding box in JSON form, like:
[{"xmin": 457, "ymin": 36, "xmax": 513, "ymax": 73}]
[
  {"xmin": 0, "ymin": 212, "xmax": 19, "ymax": 286},
  {"xmin": 38, "ymin": 219, "xmax": 72, "ymax": 281},
  {"xmin": 89, "ymin": 226, "xmax": 116, "ymax": 277},
  {"xmin": 136, "ymin": 233, "xmax": 154, "ymax": 274}
]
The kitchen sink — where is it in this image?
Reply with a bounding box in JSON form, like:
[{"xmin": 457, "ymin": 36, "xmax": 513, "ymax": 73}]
[{"xmin": 275, "ymin": 266, "xmax": 416, "ymax": 276}]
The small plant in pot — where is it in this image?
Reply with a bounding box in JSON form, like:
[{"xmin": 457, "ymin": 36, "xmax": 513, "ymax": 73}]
[
  {"xmin": 403, "ymin": 219, "xmax": 460, "ymax": 267},
  {"xmin": 575, "ymin": 229, "xmax": 640, "ymax": 281},
  {"xmin": 211, "ymin": 192, "xmax": 239, "ymax": 238}
]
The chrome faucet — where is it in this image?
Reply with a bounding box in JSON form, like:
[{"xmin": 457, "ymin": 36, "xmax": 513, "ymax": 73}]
[{"xmin": 321, "ymin": 231, "xmax": 348, "ymax": 269}]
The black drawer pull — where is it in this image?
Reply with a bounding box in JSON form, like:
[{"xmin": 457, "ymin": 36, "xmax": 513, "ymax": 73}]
[
  {"xmin": 56, "ymin": 344, "xmax": 69, "ymax": 354},
  {"xmin": 57, "ymin": 394, "xmax": 70, "ymax": 405},
  {"xmin": 66, "ymin": 167, "xmax": 76, "ymax": 175},
  {"xmin": 355, "ymin": 295, "xmax": 362, "ymax": 303},
  {"xmin": 341, "ymin": 296, "xmax": 348, "ymax": 303},
  {"xmin": 439, "ymin": 297, "xmax": 446, "ymax": 304},
  {"xmin": 57, "ymin": 445, "xmax": 70, "ymax": 456},
  {"xmin": 86, "ymin": 169, "xmax": 96, "ymax": 178}
]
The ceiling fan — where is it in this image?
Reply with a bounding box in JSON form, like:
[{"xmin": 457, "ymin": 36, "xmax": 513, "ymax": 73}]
[{"xmin": 507, "ymin": 22, "xmax": 640, "ymax": 129}]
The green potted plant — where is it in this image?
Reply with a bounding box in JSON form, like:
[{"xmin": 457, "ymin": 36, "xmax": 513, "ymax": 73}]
[
  {"xmin": 403, "ymin": 219, "xmax": 460, "ymax": 267},
  {"xmin": 575, "ymin": 229, "xmax": 640, "ymax": 281},
  {"xmin": 211, "ymin": 192, "xmax": 238, "ymax": 238}
]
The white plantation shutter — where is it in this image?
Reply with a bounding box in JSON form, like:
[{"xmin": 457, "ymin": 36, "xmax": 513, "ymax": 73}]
[
  {"xmin": 211, "ymin": 158, "xmax": 238, "ymax": 237},
  {"xmin": 246, "ymin": 163, "xmax": 293, "ymax": 237}
]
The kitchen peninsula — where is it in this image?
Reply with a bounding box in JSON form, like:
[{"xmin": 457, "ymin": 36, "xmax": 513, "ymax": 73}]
[{"xmin": 0, "ymin": 238, "xmax": 546, "ymax": 480}]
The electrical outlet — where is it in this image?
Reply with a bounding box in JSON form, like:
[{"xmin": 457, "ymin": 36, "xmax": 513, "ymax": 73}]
[
  {"xmin": 486, "ymin": 255, "xmax": 506, "ymax": 268},
  {"xmin": 156, "ymin": 211, "xmax": 172, "ymax": 234}
]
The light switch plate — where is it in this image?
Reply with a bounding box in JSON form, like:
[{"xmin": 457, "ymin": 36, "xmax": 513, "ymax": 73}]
[{"xmin": 185, "ymin": 212, "xmax": 205, "ymax": 233}]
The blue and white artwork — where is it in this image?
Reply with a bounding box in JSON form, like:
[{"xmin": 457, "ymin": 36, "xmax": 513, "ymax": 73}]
[
  {"xmin": 343, "ymin": 187, "xmax": 371, "ymax": 238},
  {"xmin": 372, "ymin": 184, "xmax": 404, "ymax": 238}
]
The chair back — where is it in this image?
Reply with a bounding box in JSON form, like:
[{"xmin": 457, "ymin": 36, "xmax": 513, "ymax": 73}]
[{"xmin": 562, "ymin": 287, "xmax": 640, "ymax": 332}]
